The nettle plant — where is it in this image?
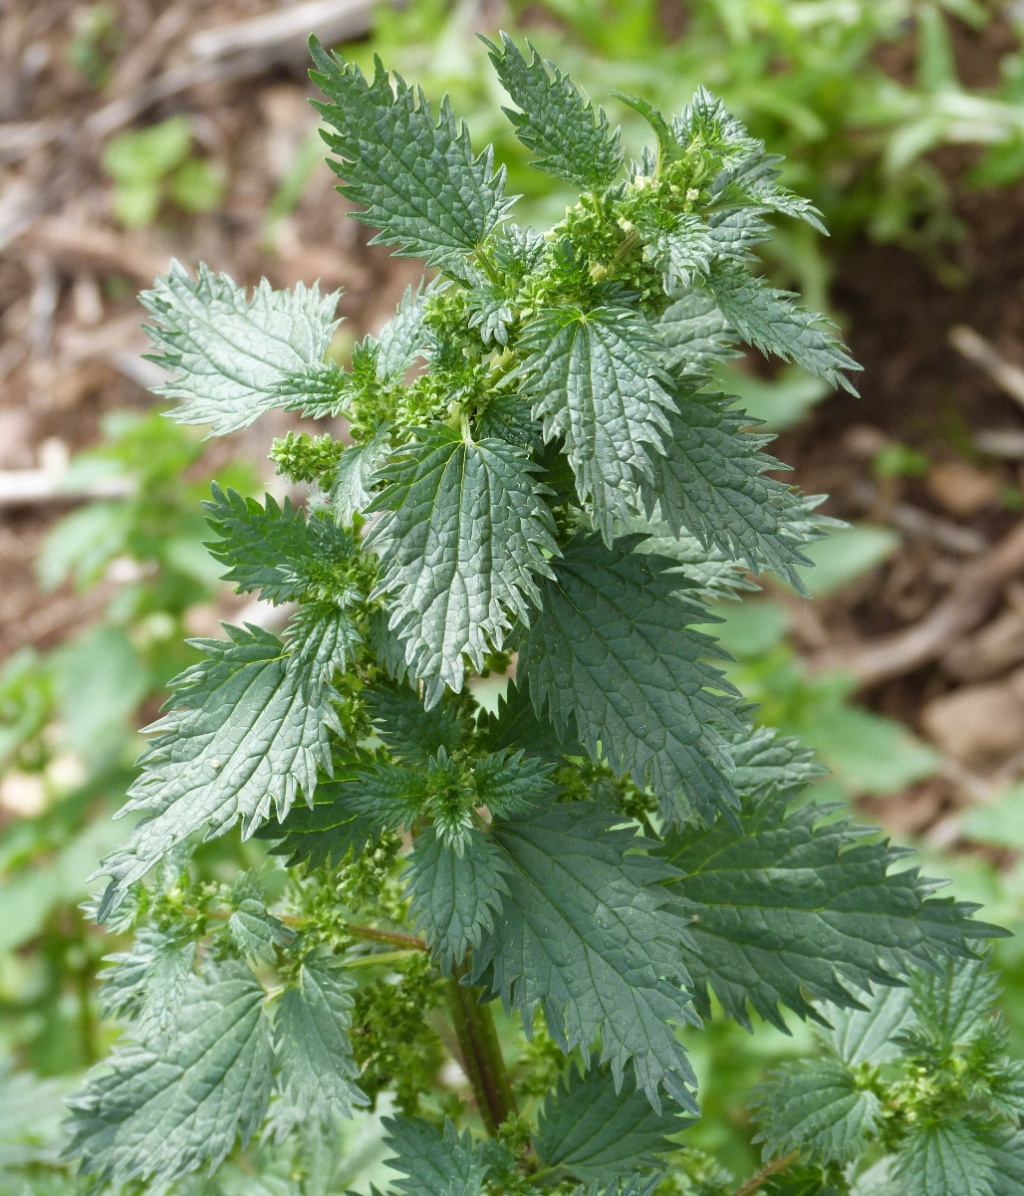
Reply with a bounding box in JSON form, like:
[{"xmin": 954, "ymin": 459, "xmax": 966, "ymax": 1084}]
[{"xmin": 65, "ymin": 34, "xmax": 1024, "ymax": 1196}]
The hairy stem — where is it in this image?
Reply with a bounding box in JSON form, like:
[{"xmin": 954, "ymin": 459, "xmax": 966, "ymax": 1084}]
[
  {"xmin": 733, "ymin": 1151, "xmax": 800, "ymax": 1196},
  {"xmin": 446, "ymin": 970, "xmax": 518, "ymax": 1136}
]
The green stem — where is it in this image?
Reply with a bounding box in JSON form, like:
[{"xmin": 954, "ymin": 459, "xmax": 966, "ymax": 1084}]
[
  {"xmin": 446, "ymin": 971, "xmax": 518, "ymax": 1136},
  {"xmin": 733, "ymin": 1151, "xmax": 800, "ymax": 1196},
  {"xmin": 347, "ymin": 924, "xmax": 428, "ymax": 951}
]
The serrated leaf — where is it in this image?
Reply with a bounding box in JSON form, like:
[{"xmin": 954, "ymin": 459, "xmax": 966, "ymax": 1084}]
[
  {"xmin": 472, "ymin": 802, "xmax": 699, "ymax": 1110},
  {"xmin": 703, "ymin": 265, "xmax": 860, "ymax": 394},
  {"xmin": 382, "ymin": 1117, "xmax": 490, "ymax": 1196},
  {"xmin": 96, "ymin": 624, "xmax": 340, "ymax": 917},
  {"xmin": 329, "ymin": 426, "xmax": 390, "ymax": 525},
  {"xmin": 892, "ymin": 1122, "xmax": 996, "ymax": 1196},
  {"xmin": 97, "ymin": 927, "xmax": 195, "ymax": 1036},
  {"xmin": 654, "ymin": 289, "xmax": 738, "ymax": 378},
  {"xmin": 728, "ymin": 725, "xmax": 825, "ymax": 799},
  {"xmin": 516, "ymin": 306, "xmax": 677, "ymax": 542},
  {"xmin": 141, "ymin": 261, "xmax": 342, "ymax": 434},
  {"xmin": 484, "ymin": 33, "xmax": 622, "ymax": 189},
  {"xmin": 642, "ymin": 213, "xmax": 720, "ymax": 290},
  {"xmin": 626, "ymin": 519, "xmax": 757, "ymax": 601},
  {"xmin": 364, "ymin": 682, "xmax": 469, "ymax": 765},
  {"xmin": 376, "ymin": 281, "xmax": 434, "ymax": 380},
  {"xmin": 203, "ymin": 484, "xmax": 358, "ymax": 604},
  {"xmin": 817, "ymin": 985, "xmax": 914, "ymax": 1068},
  {"xmin": 477, "ymin": 677, "xmax": 583, "ymax": 764},
  {"xmin": 259, "ymin": 767, "xmax": 381, "ymax": 870},
  {"xmin": 404, "ymin": 825, "xmax": 510, "ymax": 973},
  {"xmin": 285, "ymin": 601, "xmax": 361, "ymax": 685},
  {"xmin": 310, "ymin": 40, "xmax": 513, "ymax": 270},
  {"xmin": 536, "ymin": 1059, "xmax": 682, "ymax": 1181},
  {"xmin": 908, "ymin": 953, "xmax": 1001, "ymax": 1050},
  {"xmin": 753, "ymin": 1059, "xmax": 882, "ymax": 1167},
  {"xmin": 987, "ymin": 1129, "xmax": 1024, "ymax": 1196},
  {"xmin": 640, "ymin": 391, "xmax": 822, "ymax": 590},
  {"xmin": 66, "ymin": 964, "xmax": 273, "ymax": 1192},
  {"xmin": 662, "ymin": 794, "xmax": 999, "ymax": 1030},
  {"xmin": 366, "ymin": 426, "xmax": 558, "ymax": 705},
  {"xmin": 518, "ymin": 534, "xmax": 742, "ymax": 824},
  {"xmin": 226, "ymin": 887, "xmax": 294, "ymax": 965},
  {"xmin": 710, "ymin": 147, "xmax": 827, "ymax": 234},
  {"xmin": 268, "ymin": 960, "xmax": 366, "ymax": 1140}
]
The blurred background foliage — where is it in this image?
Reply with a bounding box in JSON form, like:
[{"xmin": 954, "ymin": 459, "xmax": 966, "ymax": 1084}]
[{"xmin": 3, "ymin": 0, "xmax": 1024, "ymax": 1189}]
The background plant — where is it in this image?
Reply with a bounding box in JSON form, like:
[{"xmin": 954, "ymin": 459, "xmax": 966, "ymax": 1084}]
[{"xmin": 2, "ymin": 32, "xmax": 1009, "ymax": 1196}]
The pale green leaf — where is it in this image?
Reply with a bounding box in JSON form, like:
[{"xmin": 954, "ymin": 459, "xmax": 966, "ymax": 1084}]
[
  {"xmin": 516, "ymin": 306, "xmax": 676, "ymax": 542},
  {"xmin": 97, "ymin": 927, "xmax": 196, "ymax": 1035},
  {"xmin": 382, "ymin": 1117, "xmax": 490, "ymax": 1196},
  {"xmin": 203, "ymin": 484, "xmax": 359, "ymax": 605},
  {"xmin": 269, "ymin": 960, "xmax": 366, "ymax": 1139},
  {"xmin": 640, "ymin": 391, "xmax": 823, "ymax": 589},
  {"xmin": 893, "ymin": 1122, "xmax": 995, "ymax": 1196},
  {"xmin": 97, "ymin": 624, "xmax": 340, "ymax": 917},
  {"xmin": 141, "ymin": 261, "xmax": 342, "ymax": 434},
  {"xmin": 404, "ymin": 825, "xmax": 510, "ymax": 973},
  {"xmin": 66, "ymin": 964, "xmax": 273, "ymax": 1191},
  {"xmin": 817, "ymin": 985, "xmax": 914, "ymax": 1068},
  {"xmin": 753, "ymin": 1059, "xmax": 882, "ymax": 1166}
]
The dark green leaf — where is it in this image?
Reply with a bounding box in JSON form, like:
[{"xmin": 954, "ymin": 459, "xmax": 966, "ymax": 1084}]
[
  {"xmin": 310, "ymin": 41, "xmax": 513, "ymax": 270},
  {"xmin": 484, "ymin": 33, "xmax": 622, "ymax": 189},
  {"xmin": 519, "ymin": 534, "xmax": 742, "ymax": 823},
  {"xmin": 473, "ymin": 803, "xmax": 699, "ymax": 1110},
  {"xmin": 367, "ymin": 426, "xmax": 557, "ymax": 704},
  {"xmin": 536, "ymin": 1059, "xmax": 682, "ymax": 1181},
  {"xmin": 663, "ymin": 794, "xmax": 1000, "ymax": 1030}
]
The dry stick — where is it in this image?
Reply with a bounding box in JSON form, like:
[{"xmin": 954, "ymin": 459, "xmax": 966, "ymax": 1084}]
[
  {"xmin": 950, "ymin": 324, "xmax": 1024, "ymax": 411},
  {"xmin": 806, "ymin": 519, "xmax": 1024, "ymax": 687},
  {"xmin": 84, "ymin": 0, "xmax": 404, "ymax": 140}
]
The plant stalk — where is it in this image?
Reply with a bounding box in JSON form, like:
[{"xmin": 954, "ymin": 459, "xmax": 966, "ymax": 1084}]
[
  {"xmin": 733, "ymin": 1150, "xmax": 800, "ymax": 1196},
  {"xmin": 446, "ymin": 970, "xmax": 518, "ymax": 1136}
]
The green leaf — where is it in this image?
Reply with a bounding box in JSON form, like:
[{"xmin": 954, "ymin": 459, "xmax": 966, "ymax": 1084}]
[
  {"xmin": 702, "ymin": 265, "xmax": 860, "ymax": 394},
  {"xmin": 662, "ymin": 794, "xmax": 999, "ymax": 1030},
  {"xmin": 987, "ymin": 1129, "xmax": 1024, "ymax": 1196},
  {"xmin": 284, "ymin": 600, "xmax": 362, "ymax": 686},
  {"xmin": 366, "ymin": 426, "xmax": 558, "ymax": 705},
  {"xmin": 268, "ymin": 960, "xmax": 366, "ymax": 1139},
  {"xmin": 97, "ymin": 624, "xmax": 340, "ymax": 917},
  {"xmin": 260, "ymin": 766, "xmax": 381, "ymax": 870},
  {"xmin": 892, "ymin": 1122, "xmax": 996, "ymax": 1196},
  {"xmin": 484, "ymin": 33, "xmax": 622, "ymax": 189},
  {"xmin": 728, "ymin": 725, "xmax": 826, "ymax": 799},
  {"xmin": 364, "ymin": 682, "xmax": 469, "ymax": 765},
  {"xmin": 518, "ymin": 534, "xmax": 742, "ymax": 824},
  {"xmin": 404, "ymin": 825, "xmax": 510, "ymax": 973},
  {"xmin": 654, "ymin": 289, "xmax": 738, "ymax": 379},
  {"xmin": 817, "ymin": 985, "xmax": 914, "ymax": 1068},
  {"xmin": 329, "ymin": 425, "xmax": 390, "ymax": 525},
  {"xmin": 98, "ymin": 927, "xmax": 196, "ymax": 1035},
  {"xmin": 516, "ymin": 306, "xmax": 677, "ymax": 542},
  {"xmin": 477, "ymin": 677, "xmax": 583, "ymax": 764},
  {"xmin": 203, "ymin": 484, "xmax": 357, "ymax": 605},
  {"xmin": 141, "ymin": 261, "xmax": 342, "ymax": 434},
  {"xmin": 472, "ymin": 803, "xmax": 699, "ymax": 1110},
  {"xmin": 753, "ymin": 1059, "xmax": 882, "ymax": 1166},
  {"xmin": 310, "ymin": 40, "xmax": 513, "ymax": 270},
  {"xmin": 66, "ymin": 964, "xmax": 274, "ymax": 1191},
  {"xmin": 382, "ymin": 1117, "xmax": 490, "ymax": 1196},
  {"xmin": 225, "ymin": 877, "xmax": 294, "ymax": 965},
  {"xmin": 535, "ymin": 1059, "xmax": 682, "ymax": 1181},
  {"xmin": 908, "ymin": 953, "xmax": 1001, "ymax": 1050},
  {"xmin": 640, "ymin": 391, "xmax": 823, "ymax": 589}
]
